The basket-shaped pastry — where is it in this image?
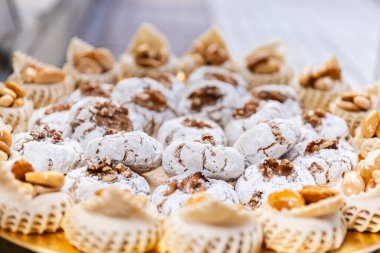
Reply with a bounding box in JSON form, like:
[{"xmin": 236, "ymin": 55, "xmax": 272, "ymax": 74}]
[{"xmin": 0, "ymin": 99, "xmax": 33, "ymax": 133}]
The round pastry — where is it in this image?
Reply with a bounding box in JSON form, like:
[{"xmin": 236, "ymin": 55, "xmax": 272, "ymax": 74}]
[
  {"xmin": 12, "ymin": 127, "xmax": 83, "ymax": 174},
  {"xmin": 156, "ymin": 116, "xmax": 226, "ymax": 147},
  {"xmin": 235, "ymin": 158, "xmax": 315, "ymax": 210},
  {"xmin": 64, "ymin": 37, "xmax": 117, "ymax": 84},
  {"xmin": 63, "ymin": 157, "xmax": 150, "ymax": 202},
  {"xmin": 111, "ymin": 78, "xmax": 176, "ymax": 135},
  {"xmin": 62, "ymin": 188, "xmax": 160, "ymax": 253},
  {"xmin": 188, "ymin": 66, "xmax": 248, "ymax": 95},
  {"xmin": 0, "ymin": 81, "xmax": 33, "ymax": 133},
  {"xmin": 151, "ymin": 172, "xmax": 239, "ymax": 216},
  {"xmin": 64, "ymin": 81, "xmax": 114, "ymax": 104},
  {"xmin": 341, "ymin": 150, "xmax": 380, "ymax": 232},
  {"xmin": 160, "ymin": 192, "xmax": 263, "ymax": 253},
  {"xmin": 296, "ymin": 56, "xmax": 350, "ymax": 110},
  {"xmin": 298, "ymin": 109, "xmax": 349, "ymax": 142},
  {"xmin": 284, "ymin": 138, "xmax": 357, "ymax": 186},
  {"xmin": 0, "ymin": 159, "xmax": 72, "ymax": 234},
  {"xmin": 329, "ymin": 90, "xmax": 375, "ymax": 135},
  {"xmin": 68, "ymin": 97, "xmax": 142, "ymax": 147},
  {"xmin": 28, "ymin": 103, "xmax": 72, "ymax": 135},
  {"xmin": 119, "ymin": 23, "xmax": 177, "ymax": 79},
  {"xmin": 84, "ymin": 131, "xmax": 163, "ymax": 173},
  {"xmin": 256, "ymin": 186, "xmax": 347, "ymax": 253},
  {"xmin": 176, "ymin": 80, "xmax": 240, "ymax": 126},
  {"xmin": 233, "ymin": 119, "xmax": 301, "ymax": 166},
  {"xmin": 241, "ymin": 40, "xmax": 294, "ymax": 88},
  {"xmin": 162, "ymin": 136, "xmax": 244, "ymax": 181},
  {"xmin": 176, "ymin": 26, "xmax": 237, "ymax": 76},
  {"xmin": 353, "ymin": 111, "xmax": 380, "ymax": 158},
  {"xmin": 10, "ymin": 51, "xmax": 75, "ymax": 108}
]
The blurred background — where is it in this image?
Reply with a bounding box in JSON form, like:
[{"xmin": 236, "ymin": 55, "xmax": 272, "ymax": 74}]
[{"xmin": 0, "ymin": 0, "xmax": 380, "ymax": 87}]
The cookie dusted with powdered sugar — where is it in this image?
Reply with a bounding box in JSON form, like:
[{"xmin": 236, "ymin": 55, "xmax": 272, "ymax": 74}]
[
  {"xmin": 298, "ymin": 109, "xmax": 349, "ymax": 142},
  {"xmin": 63, "ymin": 157, "xmax": 150, "ymax": 202},
  {"xmin": 84, "ymin": 131, "xmax": 162, "ymax": 173},
  {"xmin": 176, "ymin": 80, "xmax": 240, "ymax": 126},
  {"xmin": 64, "ymin": 81, "xmax": 114, "ymax": 104},
  {"xmin": 233, "ymin": 119, "xmax": 301, "ymax": 166},
  {"xmin": 188, "ymin": 66, "xmax": 248, "ymax": 95},
  {"xmin": 12, "ymin": 127, "xmax": 83, "ymax": 174},
  {"xmin": 144, "ymin": 72, "xmax": 184, "ymax": 96},
  {"xmin": 156, "ymin": 116, "xmax": 226, "ymax": 147},
  {"xmin": 68, "ymin": 97, "xmax": 142, "ymax": 148},
  {"xmin": 151, "ymin": 172, "xmax": 239, "ymax": 216},
  {"xmin": 28, "ymin": 103, "xmax": 72, "ymax": 136},
  {"xmin": 111, "ymin": 77, "xmax": 176, "ymax": 135},
  {"xmin": 235, "ymin": 158, "xmax": 315, "ymax": 210},
  {"xmin": 162, "ymin": 136, "xmax": 244, "ymax": 181},
  {"xmin": 283, "ymin": 138, "xmax": 357, "ymax": 186}
]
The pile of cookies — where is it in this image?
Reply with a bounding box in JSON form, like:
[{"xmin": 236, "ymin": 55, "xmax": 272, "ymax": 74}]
[{"xmin": 0, "ymin": 23, "xmax": 380, "ymax": 253}]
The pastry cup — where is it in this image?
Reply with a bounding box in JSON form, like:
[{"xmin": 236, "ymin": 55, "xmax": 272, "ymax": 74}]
[
  {"xmin": 119, "ymin": 23, "xmax": 177, "ymax": 79},
  {"xmin": 0, "ymin": 160, "xmax": 73, "ymax": 234},
  {"xmin": 242, "ymin": 63, "xmax": 294, "ymax": 88},
  {"xmin": 64, "ymin": 37, "xmax": 118, "ymax": 84},
  {"xmin": 11, "ymin": 51, "xmax": 76, "ymax": 109},
  {"xmin": 0, "ymin": 99, "xmax": 33, "ymax": 133},
  {"xmin": 255, "ymin": 196, "xmax": 347, "ymax": 253},
  {"xmin": 342, "ymin": 185, "xmax": 380, "ymax": 232}
]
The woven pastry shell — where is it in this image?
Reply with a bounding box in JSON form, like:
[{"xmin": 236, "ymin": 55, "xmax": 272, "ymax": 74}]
[
  {"xmin": 342, "ymin": 185, "xmax": 380, "ymax": 232},
  {"xmin": 62, "ymin": 205, "xmax": 161, "ymax": 253},
  {"xmin": 0, "ymin": 99, "xmax": 33, "ymax": 133},
  {"xmin": 160, "ymin": 213, "xmax": 262, "ymax": 253},
  {"xmin": 354, "ymin": 136, "xmax": 380, "ymax": 158},
  {"xmin": 0, "ymin": 161, "xmax": 73, "ymax": 234},
  {"xmin": 64, "ymin": 37, "xmax": 118, "ymax": 84},
  {"xmin": 242, "ymin": 64, "xmax": 294, "ymax": 89},
  {"xmin": 256, "ymin": 204, "xmax": 347, "ymax": 253}
]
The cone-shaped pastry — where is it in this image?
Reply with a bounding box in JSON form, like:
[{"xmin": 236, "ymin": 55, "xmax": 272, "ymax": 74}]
[
  {"xmin": 329, "ymin": 90, "xmax": 375, "ymax": 135},
  {"xmin": 296, "ymin": 56, "xmax": 350, "ymax": 110},
  {"xmin": 160, "ymin": 192, "xmax": 263, "ymax": 253},
  {"xmin": 62, "ymin": 188, "xmax": 160, "ymax": 253},
  {"xmin": 353, "ymin": 111, "xmax": 380, "ymax": 157},
  {"xmin": 119, "ymin": 23, "xmax": 177, "ymax": 79},
  {"xmin": 177, "ymin": 26, "xmax": 237, "ymax": 76},
  {"xmin": 256, "ymin": 186, "xmax": 347, "ymax": 253},
  {"xmin": 10, "ymin": 51, "xmax": 75, "ymax": 108},
  {"xmin": 341, "ymin": 151, "xmax": 380, "ymax": 232},
  {"xmin": 0, "ymin": 81, "xmax": 33, "ymax": 132},
  {"xmin": 241, "ymin": 40, "xmax": 294, "ymax": 88},
  {"xmin": 0, "ymin": 159, "xmax": 72, "ymax": 234},
  {"xmin": 64, "ymin": 37, "xmax": 117, "ymax": 85}
]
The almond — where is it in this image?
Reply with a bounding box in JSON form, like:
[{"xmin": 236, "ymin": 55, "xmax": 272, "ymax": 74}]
[
  {"xmin": 35, "ymin": 69, "xmax": 66, "ymax": 84},
  {"xmin": 0, "ymin": 94, "xmax": 14, "ymax": 107},
  {"xmin": 0, "ymin": 87, "xmax": 17, "ymax": 98},
  {"xmin": 5, "ymin": 81, "xmax": 25, "ymax": 98},
  {"xmin": 0, "ymin": 150, "xmax": 8, "ymax": 161},
  {"xmin": 90, "ymin": 48, "xmax": 114, "ymax": 71},
  {"xmin": 11, "ymin": 160, "xmax": 34, "ymax": 181},
  {"xmin": 25, "ymin": 170, "xmax": 64, "ymax": 188},
  {"xmin": 361, "ymin": 111, "xmax": 380, "ymax": 138},
  {"xmin": 268, "ymin": 189, "xmax": 305, "ymax": 211},
  {"xmin": 0, "ymin": 130, "xmax": 12, "ymax": 146},
  {"xmin": 12, "ymin": 98, "xmax": 24, "ymax": 107},
  {"xmin": 353, "ymin": 95, "xmax": 371, "ymax": 110},
  {"xmin": 299, "ymin": 185, "xmax": 337, "ymax": 204},
  {"xmin": 336, "ymin": 100, "xmax": 360, "ymax": 111},
  {"xmin": 342, "ymin": 171, "xmax": 365, "ymax": 196},
  {"xmin": 0, "ymin": 141, "xmax": 10, "ymax": 156}
]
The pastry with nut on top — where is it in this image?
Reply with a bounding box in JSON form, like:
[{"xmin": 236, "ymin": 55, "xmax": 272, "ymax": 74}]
[
  {"xmin": 64, "ymin": 81, "xmax": 114, "ymax": 104},
  {"xmin": 353, "ymin": 111, "xmax": 380, "ymax": 157}
]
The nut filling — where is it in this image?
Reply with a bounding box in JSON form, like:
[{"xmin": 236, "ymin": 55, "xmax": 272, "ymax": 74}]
[
  {"xmin": 259, "ymin": 158, "xmax": 296, "ymax": 181},
  {"xmin": 20, "ymin": 65, "xmax": 66, "ymax": 84},
  {"xmin": 304, "ymin": 139, "xmax": 338, "ymax": 155},
  {"xmin": 251, "ymin": 90, "xmax": 288, "ymax": 103},
  {"xmin": 30, "ymin": 127, "xmax": 63, "ymax": 144},
  {"xmin": 233, "ymin": 98, "xmax": 260, "ymax": 119},
  {"xmin": 0, "ymin": 81, "xmax": 26, "ymax": 108},
  {"xmin": 93, "ymin": 102, "xmax": 132, "ymax": 132},
  {"xmin": 79, "ymin": 82, "xmax": 111, "ymax": 97},
  {"xmin": 134, "ymin": 43, "xmax": 169, "ymax": 68},
  {"xmin": 204, "ymin": 72, "xmax": 238, "ymax": 86},
  {"xmin": 188, "ymin": 86, "xmax": 224, "ymax": 112},
  {"xmin": 193, "ymin": 41, "xmax": 228, "ymax": 66},
  {"xmin": 246, "ymin": 54, "xmax": 281, "ymax": 74},
  {"xmin": 86, "ymin": 157, "xmax": 133, "ymax": 182},
  {"xmin": 164, "ymin": 172, "xmax": 209, "ymax": 196},
  {"xmin": 133, "ymin": 89, "xmax": 168, "ymax": 112},
  {"xmin": 302, "ymin": 109, "xmax": 326, "ymax": 128},
  {"xmin": 182, "ymin": 118, "xmax": 212, "ymax": 129},
  {"xmin": 74, "ymin": 48, "xmax": 114, "ymax": 74},
  {"xmin": 336, "ymin": 91, "xmax": 372, "ymax": 112},
  {"xmin": 44, "ymin": 104, "xmax": 71, "ymax": 115}
]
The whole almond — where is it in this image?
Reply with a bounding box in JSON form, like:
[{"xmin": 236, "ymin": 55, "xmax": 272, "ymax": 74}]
[
  {"xmin": 12, "ymin": 98, "xmax": 24, "ymax": 107},
  {"xmin": 35, "ymin": 69, "xmax": 66, "ymax": 84},
  {"xmin": 361, "ymin": 111, "xmax": 380, "ymax": 138},
  {"xmin": 314, "ymin": 77, "xmax": 332, "ymax": 91},
  {"xmin": 0, "ymin": 130, "xmax": 12, "ymax": 146},
  {"xmin": 0, "ymin": 94, "xmax": 14, "ymax": 107},
  {"xmin": 0, "ymin": 87, "xmax": 17, "ymax": 98},
  {"xmin": 341, "ymin": 91, "xmax": 369, "ymax": 101},
  {"xmin": 25, "ymin": 171, "xmax": 65, "ymax": 188},
  {"xmin": 354, "ymin": 96, "xmax": 371, "ymax": 110},
  {"xmin": 376, "ymin": 122, "xmax": 380, "ymax": 138},
  {"xmin": 253, "ymin": 59, "xmax": 280, "ymax": 74},
  {"xmin": 337, "ymin": 100, "xmax": 360, "ymax": 111},
  {"xmin": 5, "ymin": 81, "xmax": 25, "ymax": 98}
]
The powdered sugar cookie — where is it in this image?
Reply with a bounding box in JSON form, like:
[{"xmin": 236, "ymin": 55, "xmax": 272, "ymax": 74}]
[
  {"xmin": 84, "ymin": 131, "xmax": 162, "ymax": 173},
  {"xmin": 298, "ymin": 109, "xmax": 349, "ymax": 142},
  {"xmin": 156, "ymin": 116, "xmax": 226, "ymax": 147},
  {"xmin": 64, "ymin": 81, "xmax": 114, "ymax": 104},
  {"xmin": 12, "ymin": 127, "xmax": 83, "ymax": 174},
  {"xmin": 68, "ymin": 97, "xmax": 142, "ymax": 147},
  {"xmin": 28, "ymin": 103, "xmax": 72, "ymax": 136},
  {"xmin": 151, "ymin": 172, "xmax": 239, "ymax": 216},
  {"xmin": 188, "ymin": 66, "xmax": 248, "ymax": 95},
  {"xmin": 162, "ymin": 136, "xmax": 244, "ymax": 181},
  {"xmin": 284, "ymin": 138, "xmax": 357, "ymax": 186},
  {"xmin": 233, "ymin": 119, "xmax": 301, "ymax": 166},
  {"xmin": 111, "ymin": 78, "xmax": 176, "ymax": 135},
  {"xmin": 235, "ymin": 158, "xmax": 315, "ymax": 209},
  {"xmin": 63, "ymin": 158, "xmax": 150, "ymax": 202},
  {"xmin": 177, "ymin": 80, "xmax": 240, "ymax": 126}
]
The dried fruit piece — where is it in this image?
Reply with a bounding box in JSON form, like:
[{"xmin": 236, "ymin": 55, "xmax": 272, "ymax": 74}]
[
  {"xmin": 268, "ymin": 189, "xmax": 305, "ymax": 211},
  {"xmin": 361, "ymin": 111, "xmax": 380, "ymax": 138},
  {"xmin": 11, "ymin": 160, "xmax": 34, "ymax": 181},
  {"xmin": 25, "ymin": 171, "xmax": 65, "ymax": 188},
  {"xmin": 299, "ymin": 185, "xmax": 337, "ymax": 204},
  {"xmin": 342, "ymin": 171, "xmax": 365, "ymax": 196}
]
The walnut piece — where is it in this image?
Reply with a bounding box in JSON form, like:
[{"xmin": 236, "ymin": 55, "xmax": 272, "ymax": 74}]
[
  {"xmin": 251, "ymin": 90, "xmax": 287, "ymax": 103},
  {"xmin": 182, "ymin": 118, "xmax": 212, "ymax": 129},
  {"xmin": 30, "ymin": 127, "xmax": 63, "ymax": 144},
  {"xmin": 87, "ymin": 157, "xmax": 132, "ymax": 182},
  {"xmin": 45, "ymin": 104, "xmax": 71, "ymax": 115},
  {"xmin": 134, "ymin": 43, "xmax": 169, "ymax": 68},
  {"xmin": 133, "ymin": 89, "xmax": 168, "ymax": 112},
  {"xmin": 94, "ymin": 102, "xmax": 133, "ymax": 132},
  {"xmin": 164, "ymin": 172, "xmax": 209, "ymax": 196},
  {"xmin": 79, "ymin": 82, "xmax": 111, "ymax": 98},
  {"xmin": 74, "ymin": 48, "xmax": 114, "ymax": 74},
  {"xmin": 204, "ymin": 72, "xmax": 238, "ymax": 87},
  {"xmin": 302, "ymin": 109, "xmax": 326, "ymax": 128},
  {"xmin": 188, "ymin": 86, "xmax": 224, "ymax": 112},
  {"xmin": 304, "ymin": 139, "xmax": 338, "ymax": 155},
  {"xmin": 193, "ymin": 41, "xmax": 228, "ymax": 66},
  {"xmin": 259, "ymin": 158, "xmax": 295, "ymax": 180},
  {"xmin": 233, "ymin": 98, "xmax": 260, "ymax": 119}
]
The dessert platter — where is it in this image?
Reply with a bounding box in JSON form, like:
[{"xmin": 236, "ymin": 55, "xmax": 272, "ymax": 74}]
[{"xmin": 1, "ymin": 23, "xmax": 380, "ymax": 253}]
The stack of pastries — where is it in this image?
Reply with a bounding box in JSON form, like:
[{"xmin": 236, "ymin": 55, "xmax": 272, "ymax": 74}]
[{"xmin": 0, "ymin": 23, "xmax": 380, "ymax": 253}]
